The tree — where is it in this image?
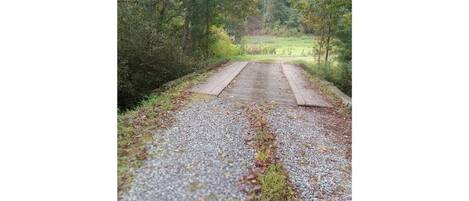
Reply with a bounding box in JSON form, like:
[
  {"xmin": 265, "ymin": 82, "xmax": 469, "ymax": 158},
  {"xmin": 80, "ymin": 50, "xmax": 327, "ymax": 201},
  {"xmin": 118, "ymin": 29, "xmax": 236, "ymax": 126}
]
[
  {"xmin": 118, "ymin": 0, "xmax": 258, "ymax": 109},
  {"xmin": 293, "ymin": 0, "xmax": 351, "ymax": 64}
]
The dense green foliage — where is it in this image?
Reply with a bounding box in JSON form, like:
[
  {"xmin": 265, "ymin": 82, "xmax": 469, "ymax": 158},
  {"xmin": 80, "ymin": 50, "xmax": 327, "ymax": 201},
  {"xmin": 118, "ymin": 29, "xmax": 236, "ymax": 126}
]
[
  {"xmin": 262, "ymin": 0, "xmax": 302, "ymax": 35},
  {"xmin": 119, "ymin": 1, "xmax": 191, "ymax": 110},
  {"xmin": 118, "ymin": 0, "xmax": 351, "ymax": 110},
  {"xmin": 209, "ymin": 26, "xmax": 241, "ymax": 58},
  {"xmin": 294, "ymin": 0, "xmax": 351, "ymax": 64},
  {"xmin": 304, "ymin": 61, "xmax": 352, "ymax": 96},
  {"xmin": 293, "ymin": 0, "xmax": 352, "ymax": 96},
  {"xmin": 118, "ymin": 0, "xmax": 257, "ymax": 110}
]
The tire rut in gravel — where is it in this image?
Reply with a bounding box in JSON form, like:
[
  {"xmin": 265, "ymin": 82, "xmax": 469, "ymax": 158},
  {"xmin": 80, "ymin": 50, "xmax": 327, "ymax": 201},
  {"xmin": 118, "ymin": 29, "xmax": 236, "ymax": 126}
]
[
  {"xmin": 121, "ymin": 98, "xmax": 255, "ymax": 201},
  {"xmin": 266, "ymin": 107, "xmax": 352, "ymax": 201}
]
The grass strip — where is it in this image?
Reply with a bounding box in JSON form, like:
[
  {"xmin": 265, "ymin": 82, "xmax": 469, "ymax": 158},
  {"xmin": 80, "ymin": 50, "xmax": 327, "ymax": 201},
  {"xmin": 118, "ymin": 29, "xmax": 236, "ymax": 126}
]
[{"xmin": 243, "ymin": 103, "xmax": 297, "ymax": 201}]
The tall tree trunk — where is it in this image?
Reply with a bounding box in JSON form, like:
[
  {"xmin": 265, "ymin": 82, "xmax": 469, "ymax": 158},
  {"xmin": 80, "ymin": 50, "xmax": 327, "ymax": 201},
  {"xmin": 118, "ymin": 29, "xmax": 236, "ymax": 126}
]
[
  {"xmin": 317, "ymin": 44, "xmax": 322, "ymax": 64},
  {"xmin": 205, "ymin": 0, "xmax": 210, "ymax": 57},
  {"xmin": 160, "ymin": 0, "xmax": 167, "ymax": 16},
  {"xmin": 183, "ymin": 0, "xmax": 192, "ymax": 54},
  {"xmin": 317, "ymin": 27, "xmax": 326, "ymax": 64},
  {"xmin": 325, "ymin": 25, "xmax": 332, "ymax": 63},
  {"xmin": 324, "ymin": 37, "xmax": 331, "ymax": 63}
]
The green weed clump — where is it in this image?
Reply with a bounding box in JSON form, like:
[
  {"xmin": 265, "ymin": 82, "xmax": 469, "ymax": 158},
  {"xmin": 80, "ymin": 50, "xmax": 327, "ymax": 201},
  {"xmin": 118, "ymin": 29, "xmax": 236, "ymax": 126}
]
[
  {"xmin": 259, "ymin": 164, "xmax": 296, "ymax": 201},
  {"xmin": 209, "ymin": 26, "xmax": 241, "ymax": 58},
  {"xmin": 256, "ymin": 147, "xmax": 270, "ymax": 163}
]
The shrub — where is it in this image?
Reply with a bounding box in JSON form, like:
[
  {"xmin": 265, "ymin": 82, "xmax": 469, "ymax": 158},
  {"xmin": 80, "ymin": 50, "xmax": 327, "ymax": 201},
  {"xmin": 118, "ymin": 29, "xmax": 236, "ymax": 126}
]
[
  {"xmin": 209, "ymin": 26, "xmax": 241, "ymax": 58},
  {"xmin": 309, "ymin": 62, "xmax": 352, "ymax": 97}
]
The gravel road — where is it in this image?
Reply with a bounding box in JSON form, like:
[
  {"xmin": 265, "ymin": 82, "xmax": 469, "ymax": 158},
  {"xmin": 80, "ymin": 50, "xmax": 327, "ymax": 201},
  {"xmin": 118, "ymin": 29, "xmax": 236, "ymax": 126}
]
[
  {"xmin": 121, "ymin": 62, "xmax": 352, "ymax": 201},
  {"xmin": 267, "ymin": 107, "xmax": 352, "ymax": 201},
  {"xmin": 122, "ymin": 98, "xmax": 254, "ymax": 201}
]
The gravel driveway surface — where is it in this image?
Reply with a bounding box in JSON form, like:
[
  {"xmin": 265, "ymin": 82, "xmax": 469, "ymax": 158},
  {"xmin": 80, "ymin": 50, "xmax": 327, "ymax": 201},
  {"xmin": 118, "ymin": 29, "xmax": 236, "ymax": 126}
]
[
  {"xmin": 122, "ymin": 98, "xmax": 254, "ymax": 201},
  {"xmin": 121, "ymin": 62, "xmax": 352, "ymax": 201},
  {"xmin": 267, "ymin": 107, "xmax": 352, "ymax": 201}
]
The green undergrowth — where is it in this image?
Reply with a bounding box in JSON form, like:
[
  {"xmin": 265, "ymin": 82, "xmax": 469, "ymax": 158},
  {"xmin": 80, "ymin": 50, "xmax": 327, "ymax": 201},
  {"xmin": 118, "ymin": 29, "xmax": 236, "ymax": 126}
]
[
  {"xmin": 117, "ymin": 64, "xmax": 218, "ymax": 197},
  {"xmin": 292, "ymin": 60, "xmax": 351, "ymax": 97},
  {"xmin": 293, "ymin": 60, "xmax": 351, "ymax": 115},
  {"xmin": 209, "ymin": 26, "xmax": 242, "ymax": 58}
]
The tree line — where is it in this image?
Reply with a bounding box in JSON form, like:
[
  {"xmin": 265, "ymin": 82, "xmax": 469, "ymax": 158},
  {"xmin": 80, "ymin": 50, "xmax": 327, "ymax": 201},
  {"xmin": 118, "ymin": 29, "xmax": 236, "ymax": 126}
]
[
  {"xmin": 294, "ymin": 0, "xmax": 352, "ymax": 95},
  {"xmin": 118, "ymin": 0, "xmax": 258, "ymax": 110},
  {"xmin": 294, "ymin": 0, "xmax": 351, "ymax": 64},
  {"xmin": 118, "ymin": 0, "xmax": 352, "ymax": 109}
]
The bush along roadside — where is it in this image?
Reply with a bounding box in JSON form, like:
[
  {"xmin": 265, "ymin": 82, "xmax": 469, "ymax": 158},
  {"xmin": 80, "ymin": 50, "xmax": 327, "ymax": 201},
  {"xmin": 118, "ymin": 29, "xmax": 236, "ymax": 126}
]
[
  {"xmin": 241, "ymin": 103, "xmax": 297, "ymax": 201},
  {"xmin": 117, "ymin": 61, "xmax": 229, "ymax": 198},
  {"xmin": 292, "ymin": 60, "xmax": 351, "ymax": 97},
  {"xmin": 301, "ymin": 69, "xmax": 352, "ymax": 118}
]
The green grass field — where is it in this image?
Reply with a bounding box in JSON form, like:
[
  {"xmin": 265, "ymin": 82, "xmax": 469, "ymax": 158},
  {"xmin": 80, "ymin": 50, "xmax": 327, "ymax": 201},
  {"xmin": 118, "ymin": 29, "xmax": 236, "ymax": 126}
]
[
  {"xmin": 237, "ymin": 35, "xmax": 315, "ymax": 62},
  {"xmin": 231, "ymin": 35, "xmax": 351, "ymax": 97}
]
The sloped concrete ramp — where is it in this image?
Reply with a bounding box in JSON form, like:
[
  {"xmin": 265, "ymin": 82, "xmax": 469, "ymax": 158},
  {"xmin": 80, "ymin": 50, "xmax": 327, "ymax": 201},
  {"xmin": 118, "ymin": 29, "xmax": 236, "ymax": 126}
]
[
  {"xmin": 191, "ymin": 61, "xmax": 331, "ymax": 107},
  {"xmin": 190, "ymin": 61, "xmax": 249, "ymax": 96},
  {"xmin": 220, "ymin": 62, "xmax": 297, "ymax": 106},
  {"xmin": 282, "ymin": 64, "xmax": 332, "ymax": 107}
]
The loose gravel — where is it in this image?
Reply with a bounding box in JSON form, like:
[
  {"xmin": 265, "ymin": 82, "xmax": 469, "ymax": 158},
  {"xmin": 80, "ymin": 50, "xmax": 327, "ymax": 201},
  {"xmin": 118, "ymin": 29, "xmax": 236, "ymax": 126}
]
[
  {"xmin": 121, "ymin": 61, "xmax": 352, "ymax": 201},
  {"xmin": 122, "ymin": 98, "xmax": 254, "ymax": 201},
  {"xmin": 267, "ymin": 107, "xmax": 352, "ymax": 201}
]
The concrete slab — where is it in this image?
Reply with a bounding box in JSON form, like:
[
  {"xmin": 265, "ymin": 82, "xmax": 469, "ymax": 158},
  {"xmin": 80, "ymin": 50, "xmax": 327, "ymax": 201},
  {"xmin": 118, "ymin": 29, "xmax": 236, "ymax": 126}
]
[
  {"xmin": 190, "ymin": 61, "xmax": 249, "ymax": 95},
  {"xmin": 220, "ymin": 63, "xmax": 297, "ymax": 106},
  {"xmin": 282, "ymin": 64, "xmax": 332, "ymax": 107}
]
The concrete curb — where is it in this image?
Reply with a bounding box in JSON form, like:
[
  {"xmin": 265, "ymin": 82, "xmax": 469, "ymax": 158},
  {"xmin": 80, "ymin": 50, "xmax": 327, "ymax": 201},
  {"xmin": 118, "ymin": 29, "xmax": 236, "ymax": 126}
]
[
  {"xmin": 317, "ymin": 79, "xmax": 352, "ymax": 108},
  {"xmin": 294, "ymin": 63, "xmax": 352, "ymax": 109}
]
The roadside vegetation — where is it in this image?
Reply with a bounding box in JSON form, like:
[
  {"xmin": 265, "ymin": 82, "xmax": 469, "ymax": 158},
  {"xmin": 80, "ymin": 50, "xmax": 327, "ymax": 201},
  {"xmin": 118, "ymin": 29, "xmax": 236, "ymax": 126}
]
[
  {"xmin": 294, "ymin": 59, "xmax": 352, "ymax": 97},
  {"xmin": 293, "ymin": 0, "xmax": 352, "ymax": 96}
]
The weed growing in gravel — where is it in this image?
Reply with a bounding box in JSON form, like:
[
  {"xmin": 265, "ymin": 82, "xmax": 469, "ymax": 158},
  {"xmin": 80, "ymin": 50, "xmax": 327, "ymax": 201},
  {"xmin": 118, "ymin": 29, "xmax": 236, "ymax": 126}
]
[
  {"xmin": 243, "ymin": 104, "xmax": 297, "ymax": 201},
  {"xmin": 260, "ymin": 164, "xmax": 296, "ymax": 201},
  {"xmin": 188, "ymin": 182, "xmax": 206, "ymax": 192},
  {"xmin": 256, "ymin": 148, "xmax": 270, "ymax": 163}
]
